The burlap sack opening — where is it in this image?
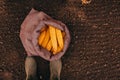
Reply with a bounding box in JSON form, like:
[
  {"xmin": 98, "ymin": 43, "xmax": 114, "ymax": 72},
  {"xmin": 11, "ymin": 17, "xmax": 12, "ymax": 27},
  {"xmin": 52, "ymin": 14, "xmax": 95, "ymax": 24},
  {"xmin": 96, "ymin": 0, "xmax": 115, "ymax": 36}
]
[{"xmin": 20, "ymin": 8, "xmax": 71, "ymax": 61}]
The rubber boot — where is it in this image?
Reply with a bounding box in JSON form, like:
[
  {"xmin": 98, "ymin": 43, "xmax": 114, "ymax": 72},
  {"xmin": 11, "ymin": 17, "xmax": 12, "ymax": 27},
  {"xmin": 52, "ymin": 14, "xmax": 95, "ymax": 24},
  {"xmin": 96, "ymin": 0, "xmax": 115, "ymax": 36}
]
[
  {"xmin": 25, "ymin": 56, "xmax": 38, "ymax": 80},
  {"xmin": 50, "ymin": 59, "xmax": 62, "ymax": 80}
]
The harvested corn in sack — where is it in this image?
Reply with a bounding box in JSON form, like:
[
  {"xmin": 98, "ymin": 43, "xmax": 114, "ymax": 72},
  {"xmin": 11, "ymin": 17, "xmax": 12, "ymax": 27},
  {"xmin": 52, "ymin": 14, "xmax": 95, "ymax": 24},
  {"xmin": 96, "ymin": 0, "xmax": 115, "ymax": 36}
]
[{"xmin": 20, "ymin": 8, "xmax": 71, "ymax": 61}]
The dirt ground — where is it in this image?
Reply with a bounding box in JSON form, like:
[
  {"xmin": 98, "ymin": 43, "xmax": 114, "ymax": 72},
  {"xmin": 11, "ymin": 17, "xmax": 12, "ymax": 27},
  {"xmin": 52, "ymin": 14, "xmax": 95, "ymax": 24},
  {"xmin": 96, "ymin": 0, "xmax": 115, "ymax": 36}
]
[{"xmin": 0, "ymin": 0, "xmax": 120, "ymax": 80}]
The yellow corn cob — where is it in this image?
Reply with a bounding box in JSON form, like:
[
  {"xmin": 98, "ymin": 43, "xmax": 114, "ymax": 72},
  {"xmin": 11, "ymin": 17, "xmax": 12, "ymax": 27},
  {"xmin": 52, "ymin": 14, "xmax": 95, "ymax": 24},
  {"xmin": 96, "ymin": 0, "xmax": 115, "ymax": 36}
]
[
  {"xmin": 81, "ymin": 0, "xmax": 91, "ymax": 4},
  {"xmin": 56, "ymin": 28, "xmax": 64, "ymax": 49},
  {"xmin": 38, "ymin": 30, "xmax": 46, "ymax": 45},
  {"xmin": 62, "ymin": 32, "xmax": 65, "ymax": 38},
  {"xmin": 41, "ymin": 29, "xmax": 50, "ymax": 48},
  {"xmin": 46, "ymin": 39, "xmax": 52, "ymax": 51},
  {"xmin": 49, "ymin": 26, "xmax": 58, "ymax": 52},
  {"xmin": 40, "ymin": 27, "xmax": 47, "ymax": 32},
  {"xmin": 53, "ymin": 46, "xmax": 62, "ymax": 55}
]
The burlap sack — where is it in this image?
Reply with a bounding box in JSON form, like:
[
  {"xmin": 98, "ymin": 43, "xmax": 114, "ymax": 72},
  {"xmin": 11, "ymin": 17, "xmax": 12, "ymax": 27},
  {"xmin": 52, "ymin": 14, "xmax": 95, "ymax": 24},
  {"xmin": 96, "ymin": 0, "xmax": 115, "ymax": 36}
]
[{"xmin": 20, "ymin": 8, "xmax": 71, "ymax": 61}]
